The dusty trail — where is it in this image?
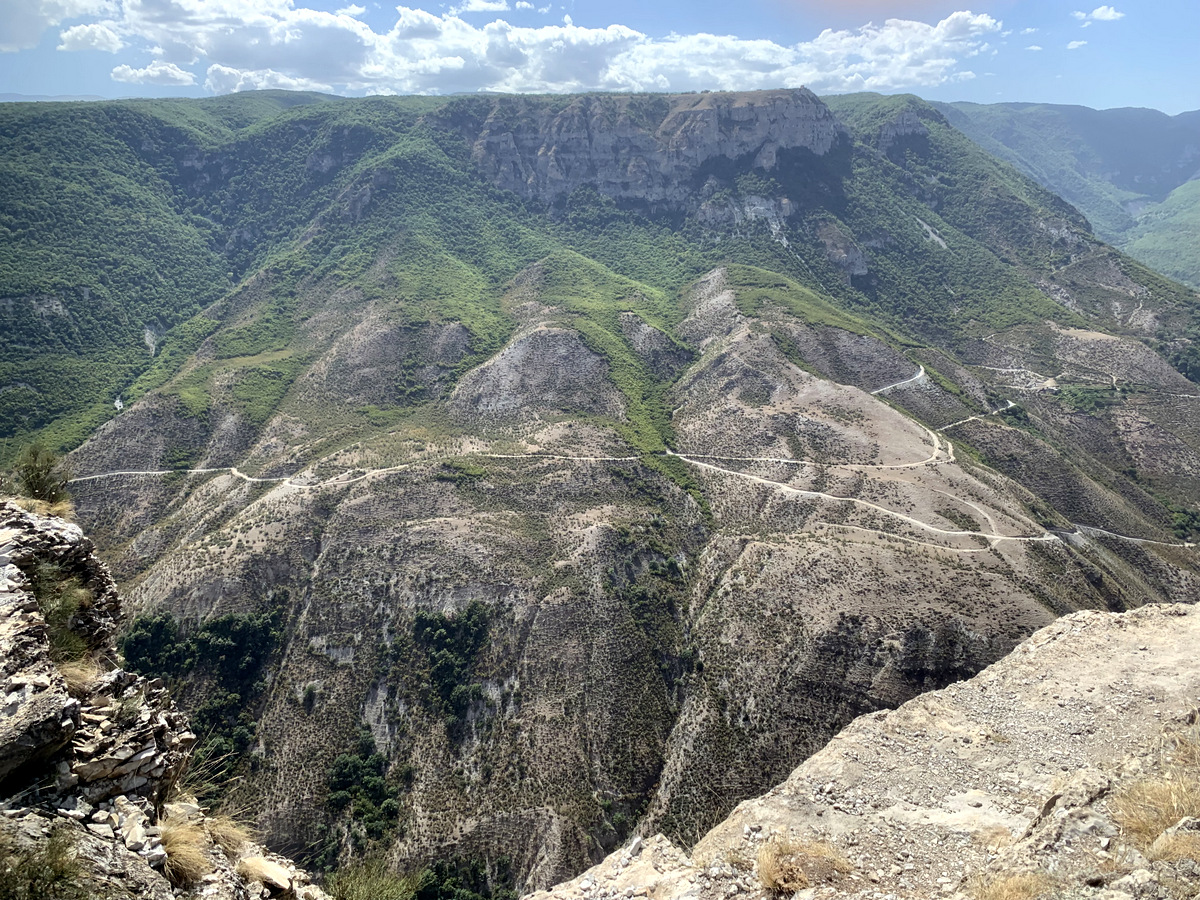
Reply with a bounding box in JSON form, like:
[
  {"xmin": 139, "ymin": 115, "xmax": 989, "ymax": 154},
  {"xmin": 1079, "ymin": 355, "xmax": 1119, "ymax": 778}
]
[
  {"xmin": 70, "ymin": 449, "xmax": 1193, "ymax": 551},
  {"xmin": 870, "ymin": 364, "xmax": 926, "ymax": 395},
  {"xmin": 940, "ymin": 400, "xmax": 1016, "ymax": 432},
  {"xmin": 665, "ymin": 450, "xmax": 1054, "ymax": 546}
]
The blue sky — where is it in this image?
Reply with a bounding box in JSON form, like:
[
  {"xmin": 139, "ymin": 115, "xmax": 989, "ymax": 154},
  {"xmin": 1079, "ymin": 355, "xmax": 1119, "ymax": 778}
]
[{"xmin": 0, "ymin": 0, "xmax": 1196, "ymax": 113}]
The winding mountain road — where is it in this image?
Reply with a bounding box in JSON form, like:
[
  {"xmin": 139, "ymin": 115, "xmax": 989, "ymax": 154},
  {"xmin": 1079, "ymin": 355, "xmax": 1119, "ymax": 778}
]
[
  {"xmin": 69, "ymin": 448, "xmax": 1193, "ymax": 552},
  {"xmin": 870, "ymin": 364, "xmax": 926, "ymax": 395}
]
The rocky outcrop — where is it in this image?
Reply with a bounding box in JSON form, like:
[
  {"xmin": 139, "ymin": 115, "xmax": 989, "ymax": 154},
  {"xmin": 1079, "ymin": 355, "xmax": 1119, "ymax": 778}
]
[
  {"xmin": 0, "ymin": 501, "xmax": 329, "ymax": 899},
  {"xmin": 454, "ymin": 89, "xmax": 846, "ymax": 207},
  {"xmin": 450, "ymin": 325, "xmax": 627, "ymax": 423},
  {"xmin": 527, "ymin": 603, "xmax": 1200, "ymax": 900}
]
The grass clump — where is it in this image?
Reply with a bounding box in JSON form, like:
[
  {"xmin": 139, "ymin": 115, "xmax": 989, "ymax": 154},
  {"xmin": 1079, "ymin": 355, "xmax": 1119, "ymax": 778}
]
[
  {"xmin": 0, "ymin": 825, "xmax": 112, "ymax": 900},
  {"xmin": 206, "ymin": 814, "xmax": 253, "ymax": 857},
  {"xmin": 160, "ymin": 813, "xmax": 213, "ymax": 886},
  {"xmin": 1111, "ymin": 730, "xmax": 1200, "ymax": 853},
  {"xmin": 57, "ymin": 657, "xmax": 103, "ymax": 700},
  {"xmin": 757, "ymin": 836, "xmax": 851, "ymax": 893},
  {"xmin": 327, "ymin": 857, "xmax": 425, "ymax": 900},
  {"xmin": 4, "ymin": 443, "xmax": 71, "ymax": 504},
  {"xmin": 29, "ymin": 562, "xmax": 91, "ymax": 664},
  {"xmin": 967, "ymin": 872, "xmax": 1058, "ymax": 900}
]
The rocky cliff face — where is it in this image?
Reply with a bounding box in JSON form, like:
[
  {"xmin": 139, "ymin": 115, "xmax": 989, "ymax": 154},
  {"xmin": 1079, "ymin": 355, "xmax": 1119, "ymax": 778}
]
[
  {"xmin": 451, "ymin": 89, "xmax": 846, "ymax": 207},
  {"xmin": 529, "ymin": 602, "xmax": 1200, "ymax": 900},
  {"xmin": 0, "ymin": 501, "xmax": 328, "ymax": 899}
]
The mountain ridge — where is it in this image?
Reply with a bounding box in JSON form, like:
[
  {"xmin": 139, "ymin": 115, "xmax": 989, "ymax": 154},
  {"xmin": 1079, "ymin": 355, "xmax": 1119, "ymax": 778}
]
[{"xmin": 0, "ymin": 86, "xmax": 1197, "ymax": 890}]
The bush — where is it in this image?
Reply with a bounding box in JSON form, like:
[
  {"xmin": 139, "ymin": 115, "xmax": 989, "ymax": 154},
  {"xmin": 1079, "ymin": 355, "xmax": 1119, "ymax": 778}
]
[{"xmin": 7, "ymin": 443, "xmax": 71, "ymax": 503}]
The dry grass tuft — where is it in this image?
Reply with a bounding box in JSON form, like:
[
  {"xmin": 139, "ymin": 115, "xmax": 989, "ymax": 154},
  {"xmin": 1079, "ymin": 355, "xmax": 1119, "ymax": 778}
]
[
  {"xmin": 1149, "ymin": 832, "xmax": 1200, "ymax": 863},
  {"xmin": 1111, "ymin": 732, "xmax": 1200, "ymax": 851},
  {"xmin": 757, "ymin": 836, "xmax": 851, "ymax": 893},
  {"xmin": 206, "ymin": 814, "xmax": 253, "ymax": 857},
  {"xmin": 968, "ymin": 872, "xmax": 1058, "ymax": 900},
  {"xmin": 972, "ymin": 824, "xmax": 1015, "ymax": 851},
  {"xmin": 57, "ymin": 656, "xmax": 103, "ymax": 699},
  {"xmin": 9, "ymin": 497, "xmax": 75, "ymax": 520},
  {"xmin": 160, "ymin": 813, "xmax": 212, "ymax": 886}
]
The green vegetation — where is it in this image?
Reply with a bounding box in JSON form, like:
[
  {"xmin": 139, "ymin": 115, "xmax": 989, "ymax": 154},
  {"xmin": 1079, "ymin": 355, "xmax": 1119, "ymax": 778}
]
[
  {"xmin": 324, "ymin": 728, "xmax": 405, "ymax": 850},
  {"xmin": 0, "ymin": 825, "xmax": 114, "ymax": 900},
  {"xmin": 5, "ymin": 442, "xmax": 70, "ymax": 503},
  {"xmin": 935, "ymin": 99, "xmax": 1200, "ymax": 288},
  {"xmin": 412, "ymin": 601, "xmax": 491, "ymax": 740},
  {"xmin": 29, "ymin": 562, "xmax": 91, "ymax": 664},
  {"xmin": 119, "ymin": 601, "xmax": 285, "ymax": 802},
  {"xmin": 1124, "ymin": 179, "xmax": 1200, "ymax": 290},
  {"xmin": 325, "ymin": 855, "xmax": 516, "ymax": 900}
]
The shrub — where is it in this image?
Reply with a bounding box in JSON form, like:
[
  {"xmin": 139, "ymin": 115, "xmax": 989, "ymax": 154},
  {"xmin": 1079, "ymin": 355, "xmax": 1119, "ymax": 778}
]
[{"xmin": 7, "ymin": 443, "xmax": 71, "ymax": 504}]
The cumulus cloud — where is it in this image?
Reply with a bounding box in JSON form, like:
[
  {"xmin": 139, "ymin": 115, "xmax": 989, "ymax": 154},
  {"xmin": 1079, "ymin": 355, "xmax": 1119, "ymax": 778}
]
[
  {"xmin": 0, "ymin": 0, "xmax": 114, "ymax": 52},
  {"xmin": 1073, "ymin": 6, "xmax": 1124, "ymax": 24},
  {"xmin": 1021, "ymin": 27, "xmax": 1038, "ymax": 34},
  {"xmin": 6, "ymin": 2, "xmax": 1007, "ymax": 97},
  {"xmin": 111, "ymin": 59, "xmax": 194, "ymax": 83},
  {"xmin": 204, "ymin": 63, "xmax": 331, "ymax": 93},
  {"xmin": 1066, "ymin": 40, "xmax": 1088, "ymax": 49},
  {"xmin": 57, "ymin": 21, "xmax": 123, "ymax": 51},
  {"xmin": 1026, "ymin": 44, "xmax": 1042, "ymax": 51}
]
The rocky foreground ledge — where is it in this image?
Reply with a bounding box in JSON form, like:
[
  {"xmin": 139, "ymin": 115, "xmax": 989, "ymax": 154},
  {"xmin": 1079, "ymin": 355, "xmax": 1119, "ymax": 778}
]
[
  {"xmin": 529, "ymin": 603, "xmax": 1200, "ymax": 900},
  {"xmin": 0, "ymin": 501, "xmax": 328, "ymax": 899}
]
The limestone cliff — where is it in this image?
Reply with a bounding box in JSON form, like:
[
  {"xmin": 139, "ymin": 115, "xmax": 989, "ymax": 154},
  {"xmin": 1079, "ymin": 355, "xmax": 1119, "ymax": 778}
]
[
  {"xmin": 527, "ymin": 603, "xmax": 1200, "ymax": 900},
  {"xmin": 447, "ymin": 89, "xmax": 846, "ymax": 207}
]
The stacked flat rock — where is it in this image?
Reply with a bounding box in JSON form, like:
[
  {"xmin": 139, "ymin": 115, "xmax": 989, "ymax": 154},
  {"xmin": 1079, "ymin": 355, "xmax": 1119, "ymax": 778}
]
[{"xmin": 0, "ymin": 500, "xmax": 330, "ymax": 899}]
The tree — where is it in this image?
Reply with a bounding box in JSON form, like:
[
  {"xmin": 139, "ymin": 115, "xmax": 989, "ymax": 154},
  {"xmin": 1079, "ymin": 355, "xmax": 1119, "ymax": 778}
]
[{"xmin": 9, "ymin": 442, "xmax": 71, "ymax": 503}]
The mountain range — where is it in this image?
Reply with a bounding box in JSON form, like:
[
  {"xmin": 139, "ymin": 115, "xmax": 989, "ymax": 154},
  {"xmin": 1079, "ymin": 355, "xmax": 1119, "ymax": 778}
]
[{"xmin": 1, "ymin": 87, "xmax": 1198, "ymax": 891}]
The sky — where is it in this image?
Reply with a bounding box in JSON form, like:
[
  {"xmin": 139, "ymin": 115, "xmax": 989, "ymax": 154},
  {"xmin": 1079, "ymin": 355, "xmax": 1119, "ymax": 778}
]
[{"xmin": 0, "ymin": 0, "xmax": 1196, "ymax": 113}]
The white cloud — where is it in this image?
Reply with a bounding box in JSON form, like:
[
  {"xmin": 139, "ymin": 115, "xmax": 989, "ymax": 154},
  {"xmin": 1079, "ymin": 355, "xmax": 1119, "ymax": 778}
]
[
  {"xmin": 111, "ymin": 59, "xmax": 195, "ymax": 84},
  {"xmin": 449, "ymin": 0, "xmax": 510, "ymax": 13},
  {"xmin": 0, "ymin": 0, "xmax": 113, "ymax": 52},
  {"xmin": 9, "ymin": 3, "xmax": 1006, "ymax": 98},
  {"xmin": 1021, "ymin": 27, "xmax": 1038, "ymax": 34},
  {"xmin": 1073, "ymin": 6, "xmax": 1124, "ymax": 24},
  {"xmin": 57, "ymin": 21, "xmax": 123, "ymax": 51},
  {"xmin": 1066, "ymin": 40, "xmax": 1088, "ymax": 49},
  {"xmin": 204, "ymin": 63, "xmax": 331, "ymax": 93},
  {"xmin": 1026, "ymin": 44, "xmax": 1042, "ymax": 51}
]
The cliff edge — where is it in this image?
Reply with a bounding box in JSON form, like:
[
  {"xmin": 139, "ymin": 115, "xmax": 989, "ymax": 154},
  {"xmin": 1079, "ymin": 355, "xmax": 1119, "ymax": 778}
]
[
  {"xmin": 0, "ymin": 500, "xmax": 329, "ymax": 899},
  {"xmin": 528, "ymin": 603, "xmax": 1200, "ymax": 900}
]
